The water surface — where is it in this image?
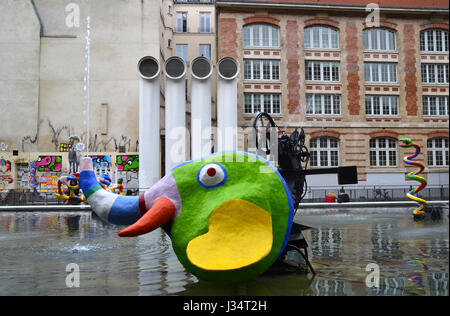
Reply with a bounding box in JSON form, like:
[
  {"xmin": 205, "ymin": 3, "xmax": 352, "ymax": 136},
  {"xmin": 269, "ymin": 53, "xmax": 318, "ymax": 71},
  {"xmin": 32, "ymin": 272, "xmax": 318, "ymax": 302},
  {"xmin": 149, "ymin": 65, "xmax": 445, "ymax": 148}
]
[{"xmin": 0, "ymin": 210, "xmax": 448, "ymax": 296}]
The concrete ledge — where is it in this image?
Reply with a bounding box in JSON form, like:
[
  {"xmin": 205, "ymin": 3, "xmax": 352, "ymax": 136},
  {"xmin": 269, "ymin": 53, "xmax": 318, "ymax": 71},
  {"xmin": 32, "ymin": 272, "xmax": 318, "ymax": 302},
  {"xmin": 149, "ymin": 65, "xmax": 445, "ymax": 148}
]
[{"xmin": 0, "ymin": 200, "xmax": 448, "ymax": 212}]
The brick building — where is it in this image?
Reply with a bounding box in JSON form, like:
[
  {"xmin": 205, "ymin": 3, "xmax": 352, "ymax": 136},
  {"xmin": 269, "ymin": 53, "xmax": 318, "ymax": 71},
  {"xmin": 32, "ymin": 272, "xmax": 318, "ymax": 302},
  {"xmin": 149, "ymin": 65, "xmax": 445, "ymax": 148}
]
[{"xmin": 216, "ymin": 0, "xmax": 449, "ymax": 188}]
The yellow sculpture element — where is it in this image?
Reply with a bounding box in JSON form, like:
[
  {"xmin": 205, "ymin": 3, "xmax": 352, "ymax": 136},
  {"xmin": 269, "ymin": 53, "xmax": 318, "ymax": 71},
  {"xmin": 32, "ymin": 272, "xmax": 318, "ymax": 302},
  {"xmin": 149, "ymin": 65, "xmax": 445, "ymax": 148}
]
[{"xmin": 186, "ymin": 199, "xmax": 273, "ymax": 271}]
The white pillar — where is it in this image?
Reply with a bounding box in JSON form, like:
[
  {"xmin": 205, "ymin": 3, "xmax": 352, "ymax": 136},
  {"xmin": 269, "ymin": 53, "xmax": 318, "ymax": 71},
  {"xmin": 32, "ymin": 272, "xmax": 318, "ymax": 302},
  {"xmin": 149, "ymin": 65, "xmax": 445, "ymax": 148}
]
[
  {"xmin": 164, "ymin": 56, "xmax": 187, "ymax": 174},
  {"xmin": 217, "ymin": 57, "xmax": 240, "ymax": 152},
  {"xmin": 190, "ymin": 57, "xmax": 213, "ymax": 160},
  {"xmin": 138, "ymin": 56, "xmax": 161, "ymax": 192}
]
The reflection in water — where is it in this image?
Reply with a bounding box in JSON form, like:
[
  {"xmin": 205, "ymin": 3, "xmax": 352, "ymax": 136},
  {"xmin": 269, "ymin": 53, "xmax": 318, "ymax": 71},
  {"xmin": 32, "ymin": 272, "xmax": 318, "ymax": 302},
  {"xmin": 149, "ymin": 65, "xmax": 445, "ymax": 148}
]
[{"xmin": 0, "ymin": 212, "xmax": 448, "ymax": 296}]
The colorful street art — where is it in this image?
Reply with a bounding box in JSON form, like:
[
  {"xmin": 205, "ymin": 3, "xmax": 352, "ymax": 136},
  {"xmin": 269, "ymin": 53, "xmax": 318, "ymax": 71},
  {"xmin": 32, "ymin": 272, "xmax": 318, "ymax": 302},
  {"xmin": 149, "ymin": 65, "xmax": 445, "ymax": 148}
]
[
  {"xmin": 0, "ymin": 158, "xmax": 11, "ymax": 172},
  {"xmin": 116, "ymin": 155, "xmax": 139, "ymax": 172},
  {"xmin": 0, "ymin": 175, "xmax": 13, "ymax": 190},
  {"xmin": 40, "ymin": 175, "xmax": 59, "ymax": 193},
  {"xmin": 36, "ymin": 156, "xmax": 62, "ymax": 172},
  {"xmin": 90, "ymin": 155, "xmax": 112, "ymax": 173},
  {"xmin": 59, "ymin": 143, "xmax": 73, "ymax": 152}
]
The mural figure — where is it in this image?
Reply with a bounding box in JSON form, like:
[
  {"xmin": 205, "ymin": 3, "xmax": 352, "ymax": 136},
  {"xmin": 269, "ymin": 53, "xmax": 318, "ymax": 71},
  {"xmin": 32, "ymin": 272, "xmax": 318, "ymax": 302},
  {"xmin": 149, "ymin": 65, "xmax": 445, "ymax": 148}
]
[
  {"xmin": 116, "ymin": 155, "xmax": 139, "ymax": 172},
  {"xmin": 28, "ymin": 162, "xmax": 40, "ymax": 198},
  {"xmin": 36, "ymin": 156, "xmax": 62, "ymax": 172}
]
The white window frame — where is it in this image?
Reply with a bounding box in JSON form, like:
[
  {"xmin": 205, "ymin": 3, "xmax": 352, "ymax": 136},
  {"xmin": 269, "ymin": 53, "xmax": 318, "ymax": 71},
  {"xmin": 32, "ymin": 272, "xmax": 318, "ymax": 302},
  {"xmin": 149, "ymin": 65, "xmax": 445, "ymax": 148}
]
[
  {"xmin": 199, "ymin": 44, "xmax": 211, "ymax": 59},
  {"xmin": 243, "ymin": 59, "xmax": 280, "ymax": 81},
  {"xmin": 421, "ymin": 63, "xmax": 449, "ymax": 84},
  {"xmin": 176, "ymin": 44, "xmax": 188, "ymax": 63},
  {"xmin": 364, "ymin": 62, "xmax": 397, "ymax": 83},
  {"xmin": 306, "ymin": 94, "xmax": 341, "ymax": 115},
  {"xmin": 305, "ymin": 61, "xmax": 340, "ymax": 82},
  {"xmin": 363, "ymin": 28, "xmax": 396, "ymax": 51},
  {"xmin": 423, "ymin": 96, "xmax": 449, "ymax": 116},
  {"xmin": 427, "ymin": 138, "xmax": 449, "ymax": 167},
  {"xmin": 244, "ymin": 93, "xmax": 281, "ymax": 114},
  {"xmin": 200, "ymin": 12, "xmax": 211, "ymax": 33},
  {"xmin": 370, "ymin": 138, "xmax": 397, "ymax": 167},
  {"xmin": 420, "ymin": 29, "xmax": 449, "ymax": 53},
  {"xmin": 176, "ymin": 12, "xmax": 188, "ymax": 33},
  {"xmin": 304, "ymin": 26, "xmax": 339, "ymax": 49},
  {"xmin": 243, "ymin": 24, "xmax": 280, "ymax": 48},
  {"xmin": 310, "ymin": 137, "xmax": 340, "ymax": 167},
  {"xmin": 365, "ymin": 95, "xmax": 399, "ymax": 116}
]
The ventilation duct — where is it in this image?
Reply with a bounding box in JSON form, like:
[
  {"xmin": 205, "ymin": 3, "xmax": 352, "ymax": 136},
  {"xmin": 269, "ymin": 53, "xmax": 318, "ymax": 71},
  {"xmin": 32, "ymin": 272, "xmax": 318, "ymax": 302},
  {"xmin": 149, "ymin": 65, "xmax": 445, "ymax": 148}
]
[
  {"xmin": 164, "ymin": 56, "xmax": 187, "ymax": 174},
  {"xmin": 190, "ymin": 57, "xmax": 213, "ymax": 160},
  {"xmin": 137, "ymin": 56, "xmax": 161, "ymax": 191}
]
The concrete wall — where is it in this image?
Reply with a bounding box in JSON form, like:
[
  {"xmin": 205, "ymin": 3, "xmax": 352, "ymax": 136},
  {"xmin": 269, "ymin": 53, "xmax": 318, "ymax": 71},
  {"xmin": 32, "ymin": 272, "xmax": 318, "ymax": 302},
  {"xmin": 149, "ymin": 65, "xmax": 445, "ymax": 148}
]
[
  {"xmin": 14, "ymin": 0, "xmax": 162, "ymax": 153},
  {"xmin": 0, "ymin": 0, "xmax": 41, "ymax": 153}
]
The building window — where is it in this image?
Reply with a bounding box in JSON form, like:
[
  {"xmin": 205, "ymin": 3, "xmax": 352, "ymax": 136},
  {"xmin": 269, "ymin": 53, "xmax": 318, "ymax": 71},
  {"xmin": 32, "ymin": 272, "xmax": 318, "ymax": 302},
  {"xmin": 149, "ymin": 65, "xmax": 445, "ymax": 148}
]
[
  {"xmin": 176, "ymin": 44, "xmax": 188, "ymax": 63},
  {"xmin": 423, "ymin": 96, "xmax": 449, "ymax": 116},
  {"xmin": 243, "ymin": 60, "xmax": 280, "ymax": 81},
  {"xmin": 306, "ymin": 94, "xmax": 341, "ymax": 115},
  {"xmin": 420, "ymin": 29, "xmax": 449, "ymax": 52},
  {"xmin": 200, "ymin": 12, "xmax": 211, "ymax": 33},
  {"xmin": 243, "ymin": 24, "xmax": 279, "ymax": 48},
  {"xmin": 304, "ymin": 26, "xmax": 339, "ymax": 49},
  {"xmin": 427, "ymin": 138, "xmax": 449, "ymax": 167},
  {"xmin": 199, "ymin": 44, "xmax": 211, "ymax": 59},
  {"xmin": 370, "ymin": 138, "xmax": 397, "ymax": 167},
  {"xmin": 176, "ymin": 12, "xmax": 188, "ymax": 33},
  {"xmin": 365, "ymin": 95, "xmax": 399, "ymax": 116},
  {"xmin": 305, "ymin": 61, "xmax": 340, "ymax": 82},
  {"xmin": 310, "ymin": 137, "xmax": 339, "ymax": 167},
  {"xmin": 363, "ymin": 28, "xmax": 396, "ymax": 51},
  {"xmin": 364, "ymin": 62, "xmax": 397, "ymax": 83},
  {"xmin": 421, "ymin": 63, "xmax": 449, "ymax": 84},
  {"xmin": 244, "ymin": 93, "xmax": 281, "ymax": 114}
]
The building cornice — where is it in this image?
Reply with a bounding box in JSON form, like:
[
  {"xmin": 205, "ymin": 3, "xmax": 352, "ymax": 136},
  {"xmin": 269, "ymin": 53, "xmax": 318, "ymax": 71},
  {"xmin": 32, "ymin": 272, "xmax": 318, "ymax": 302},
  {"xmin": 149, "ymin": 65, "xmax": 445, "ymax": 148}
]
[{"xmin": 216, "ymin": 1, "xmax": 449, "ymax": 14}]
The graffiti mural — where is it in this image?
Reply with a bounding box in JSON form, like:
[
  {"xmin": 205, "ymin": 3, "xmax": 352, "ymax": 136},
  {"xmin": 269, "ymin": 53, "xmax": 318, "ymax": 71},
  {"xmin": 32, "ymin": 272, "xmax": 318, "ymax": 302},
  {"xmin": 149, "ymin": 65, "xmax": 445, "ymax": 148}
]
[
  {"xmin": 39, "ymin": 175, "xmax": 59, "ymax": 192},
  {"xmin": 0, "ymin": 158, "xmax": 11, "ymax": 172},
  {"xmin": 17, "ymin": 163, "xmax": 30, "ymax": 188},
  {"xmin": 59, "ymin": 143, "xmax": 73, "ymax": 152},
  {"xmin": 36, "ymin": 156, "xmax": 62, "ymax": 172},
  {"xmin": 90, "ymin": 155, "xmax": 112, "ymax": 173},
  {"xmin": 0, "ymin": 158, "xmax": 13, "ymax": 191},
  {"xmin": 116, "ymin": 155, "xmax": 139, "ymax": 172}
]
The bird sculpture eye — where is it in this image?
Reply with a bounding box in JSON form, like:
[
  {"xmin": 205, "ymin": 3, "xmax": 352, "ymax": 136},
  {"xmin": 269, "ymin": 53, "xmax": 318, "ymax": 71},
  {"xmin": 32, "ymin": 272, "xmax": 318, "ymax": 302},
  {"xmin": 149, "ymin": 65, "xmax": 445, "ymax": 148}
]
[{"xmin": 197, "ymin": 163, "xmax": 227, "ymax": 189}]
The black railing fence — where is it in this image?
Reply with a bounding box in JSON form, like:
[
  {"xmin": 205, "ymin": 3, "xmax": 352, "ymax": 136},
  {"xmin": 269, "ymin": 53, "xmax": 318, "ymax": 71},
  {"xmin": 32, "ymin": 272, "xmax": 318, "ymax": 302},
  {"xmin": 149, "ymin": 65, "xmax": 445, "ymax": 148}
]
[{"xmin": 0, "ymin": 185, "xmax": 448, "ymax": 206}]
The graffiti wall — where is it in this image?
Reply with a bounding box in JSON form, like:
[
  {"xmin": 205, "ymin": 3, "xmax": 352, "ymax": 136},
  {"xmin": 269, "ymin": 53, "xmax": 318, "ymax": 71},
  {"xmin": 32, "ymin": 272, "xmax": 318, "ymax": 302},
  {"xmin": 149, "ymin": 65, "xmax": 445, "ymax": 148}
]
[
  {"xmin": 90, "ymin": 155, "xmax": 112, "ymax": 174},
  {"xmin": 17, "ymin": 163, "xmax": 30, "ymax": 188},
  {"xmin": 39, "ymin": 175, "xmax": 59, "ymax": 192},
  {"xmin": 36, "ymin": 156, "xmax": 62, "ymax": 172},
  {"xmin": 59, "ymin": 143, "xmax": 73, "ymax": 152},
  {"xmin": 116, "ymin": 155, "xmax": 139, "ymax": 172},
  {"xmin": 0, "ymin": 158, "xmax": 13, "ymax": 191}
]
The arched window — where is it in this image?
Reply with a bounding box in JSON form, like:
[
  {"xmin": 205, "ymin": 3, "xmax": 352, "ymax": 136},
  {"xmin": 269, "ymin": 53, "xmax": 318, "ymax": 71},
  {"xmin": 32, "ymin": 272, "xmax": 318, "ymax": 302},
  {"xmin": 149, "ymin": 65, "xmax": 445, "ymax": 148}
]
[
  {"xmin": 370, "ymin": 138, "xmax": 397, "ymax": 167},
  {"xmin": 427, "ymin": 138, "xmax": 449, "ymax": 167},
  {"xmin": 243, "ymin": 24, "xmax": 279, "ymax": 48},
  {"xmin": 304, "ymin": 26, "xmax": 339, "ymax": 49},
  {"xmin": 310, "ymin": 137, "xmax": 339, "ymax": 167},
  {"xmin": 363, "ymin": 28, "xmax": 396, "ymax": 51},
  {"xmin": 420, "ymin": 29, "xmax": 449, "ymax": 52}
]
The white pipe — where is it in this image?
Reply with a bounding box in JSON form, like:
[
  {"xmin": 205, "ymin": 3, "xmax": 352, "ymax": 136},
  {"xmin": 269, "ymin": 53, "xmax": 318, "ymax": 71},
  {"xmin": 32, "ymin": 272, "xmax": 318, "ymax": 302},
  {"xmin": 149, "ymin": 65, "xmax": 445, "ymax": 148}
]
[
  {"xmin": 190, "ymin": 57, "xmax": 213, "ymax": 160},
  {"xmin": 217, "ymin": 57, "xmax": 240, "ymax": 153},
  {"xmin": 164, "ymin": 56, "xmax": 187, "ymax": 174},
  {"xmin": 138, "ymin": 56, "xmax": 161, "ymax": 192}
]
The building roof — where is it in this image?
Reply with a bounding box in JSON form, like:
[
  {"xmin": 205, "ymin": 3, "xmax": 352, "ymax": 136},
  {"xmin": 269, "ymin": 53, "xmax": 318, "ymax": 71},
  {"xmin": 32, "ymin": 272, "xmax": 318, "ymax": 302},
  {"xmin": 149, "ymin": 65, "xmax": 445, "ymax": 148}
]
[{"xmin": 216, "ymin": 0, "xmax": 449, "ymax": 10}]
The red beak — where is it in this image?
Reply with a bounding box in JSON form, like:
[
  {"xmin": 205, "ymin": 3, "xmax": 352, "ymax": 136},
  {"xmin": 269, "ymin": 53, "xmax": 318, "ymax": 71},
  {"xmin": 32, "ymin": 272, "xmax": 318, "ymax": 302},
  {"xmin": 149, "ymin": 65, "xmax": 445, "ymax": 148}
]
[{"xmin": 118, "ymin": 197, "xmax": 176, "ymax": 237}]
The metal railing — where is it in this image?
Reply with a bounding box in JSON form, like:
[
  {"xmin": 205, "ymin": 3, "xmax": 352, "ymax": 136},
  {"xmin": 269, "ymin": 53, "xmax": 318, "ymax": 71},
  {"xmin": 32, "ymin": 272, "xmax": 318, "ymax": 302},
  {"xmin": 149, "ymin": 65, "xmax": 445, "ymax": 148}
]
[
  {"xmin": 302, "ymin": 185, "xmax": 449, "ymax": 203},
  {"xmin": 0, "ymin": 185, "xmax": 448, "ymax": 206}
]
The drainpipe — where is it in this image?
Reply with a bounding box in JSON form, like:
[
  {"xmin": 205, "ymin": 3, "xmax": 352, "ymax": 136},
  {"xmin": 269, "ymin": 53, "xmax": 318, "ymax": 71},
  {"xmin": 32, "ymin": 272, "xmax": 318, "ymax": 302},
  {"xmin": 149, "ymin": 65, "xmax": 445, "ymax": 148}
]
[
  {"xmin": 190, "ymin": 56, "xmax": 213, "ymax": 160},
  {"xmin": 137, "ymin": 56, "xmax": 161, "ymax": 192},
  {"xmin": 164, "ymin": 56, "xmax": 187, "ymax": 174}
]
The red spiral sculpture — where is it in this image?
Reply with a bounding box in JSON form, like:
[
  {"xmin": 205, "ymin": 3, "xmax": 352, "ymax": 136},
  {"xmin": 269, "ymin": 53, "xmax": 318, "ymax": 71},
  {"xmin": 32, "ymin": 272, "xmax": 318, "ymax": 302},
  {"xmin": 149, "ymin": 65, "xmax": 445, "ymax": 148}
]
[{"xmin": 399, "ymin": 138, "xmax": 428, "ymax": 215}]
